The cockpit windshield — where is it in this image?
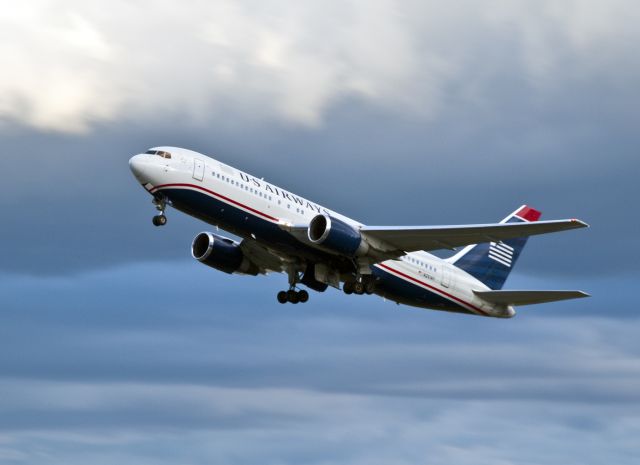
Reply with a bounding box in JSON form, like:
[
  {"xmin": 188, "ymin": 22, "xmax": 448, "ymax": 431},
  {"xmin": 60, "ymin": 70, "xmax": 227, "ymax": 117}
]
[{"xmin": 145, "ymin": 149, "xmax": 172, "ymax": 159}]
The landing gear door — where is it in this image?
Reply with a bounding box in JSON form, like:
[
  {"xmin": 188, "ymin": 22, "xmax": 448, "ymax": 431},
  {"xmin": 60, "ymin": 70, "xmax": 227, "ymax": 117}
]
[{"xmin": 193, "ymin": 158, "xmax": 205, "ymax": 181}]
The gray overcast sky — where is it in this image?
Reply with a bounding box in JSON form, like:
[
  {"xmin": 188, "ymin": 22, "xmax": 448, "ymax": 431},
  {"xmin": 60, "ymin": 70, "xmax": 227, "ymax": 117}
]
[{"xmin": 1, "ymin": 1, "xmax": 639, "ymax": 464}]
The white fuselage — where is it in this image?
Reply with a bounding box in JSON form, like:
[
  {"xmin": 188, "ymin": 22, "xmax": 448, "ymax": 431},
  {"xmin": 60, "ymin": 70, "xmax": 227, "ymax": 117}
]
[{"xmin": 129, "ymin": 147, "xmax": 514, "ymax": 318}]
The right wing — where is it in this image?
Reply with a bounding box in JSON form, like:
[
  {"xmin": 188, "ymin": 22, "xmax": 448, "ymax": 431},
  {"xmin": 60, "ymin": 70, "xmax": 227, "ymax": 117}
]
[{"xmin": 360, "ymin": 219, "xmax": 588, "ymax": 255}]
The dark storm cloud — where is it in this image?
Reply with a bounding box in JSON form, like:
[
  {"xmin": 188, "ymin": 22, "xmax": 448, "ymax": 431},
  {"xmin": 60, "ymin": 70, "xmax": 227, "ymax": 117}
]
[
  {"xmin": 3, "ymin": 0, "xmax": 639, "ymax": 277},
  {"xmin": 1, "ymin": 1, "xmax": 638, "ymax": 276},
  {"xmin": 1, "ymin": 66, "xmax": 638, "ymax": 277}
]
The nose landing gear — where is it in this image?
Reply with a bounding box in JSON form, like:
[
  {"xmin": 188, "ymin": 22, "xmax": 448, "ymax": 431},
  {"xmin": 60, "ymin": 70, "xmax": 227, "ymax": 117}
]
[
  {"xmin": 152, "ymin": 215, "xmax": 167, "ymax": 226},
  {"xmin": 152, "ymin": 196, "xmax": 168, "ymax": 227}
]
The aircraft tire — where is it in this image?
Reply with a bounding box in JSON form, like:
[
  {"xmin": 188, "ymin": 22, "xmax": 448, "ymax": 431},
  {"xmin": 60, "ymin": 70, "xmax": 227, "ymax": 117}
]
[
  {"xmin": 298, "ymin": 290, "xmax": 309, "ymax": 303},
  {"xmin": 277, "ymin": 291, "xmax": 288, "ymax": 304},
  {"xmin": 287, "ymin": 289, "xmax": 299, "ymax": 304},
  {"xmin": 152, "ymin": 215, "xmax": 167, "ymax": 226},
  {"xmin": 354, "ymin": 281, "xmax": 365, "ymax": 295},
  {"xmin": 365, "ymin": 281, "xmax": 376, "ymax": 295},
  {"xmin": 343, "ymin": 282, "xmax": 354, "ymax": 295}
]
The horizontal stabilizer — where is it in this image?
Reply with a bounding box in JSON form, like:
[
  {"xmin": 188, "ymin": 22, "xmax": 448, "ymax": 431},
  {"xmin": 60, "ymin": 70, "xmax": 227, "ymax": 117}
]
[{"xmin": 473, "ymin": 290, "xmax": 590, "ymax": 306}]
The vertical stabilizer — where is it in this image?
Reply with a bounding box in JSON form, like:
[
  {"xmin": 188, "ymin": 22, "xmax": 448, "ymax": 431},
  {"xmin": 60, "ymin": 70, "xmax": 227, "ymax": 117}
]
[{"xmin": 449, "ymin": 205, "xmax": 541, "ymax": 290}]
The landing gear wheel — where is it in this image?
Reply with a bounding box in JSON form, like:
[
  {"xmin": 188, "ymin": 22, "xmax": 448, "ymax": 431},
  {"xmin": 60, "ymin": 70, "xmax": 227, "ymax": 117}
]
[
  {"xmin": 298, "ymin": 290, "xmax": 309, "ymax": 303},
  {"xmin": 354, "ymin": 281, "xmax": 365, "ymax": 295},
  {"xmin": 152, "ymin": 215, "xmax": 167, "ymax": 227},
  {"xmin": 287, "ymin": 289, "xmax": 299, "ymax": 304},
  {"xmin": 365, "ymin": 280, "xmax": 376, "ymax": 295},
  {"xmin": 277, "ymin": 291, "xmax": 288, "ymax": 304},
  {"xmin": 343, "ymin": 282, "xmax": 354, "ymax": 295},
  {"xmin": 151, "ymin": 196, "xmax": 168, "ymax": 226}
]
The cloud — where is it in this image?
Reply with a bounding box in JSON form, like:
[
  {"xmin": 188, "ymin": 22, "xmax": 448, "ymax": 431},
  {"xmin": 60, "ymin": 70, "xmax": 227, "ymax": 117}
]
[
  {"xmin": 1, "ymin": 261, "xmax": 639, "ymax": 464},
  {"xmin": 1, "ymin": 380, "xmax": 637, "ymax": 465},
  {"xmin": 1, "ymin": 3, "xmax": 638, "ymax": 464},
  {"xmin": 0, "ymin": 1, "xmax": 637, "ymax": 280},
  {"xmin": 1, "ymin": 0, "xmax": 639, "ymax": 133},
  {"xmin": 0, "ymin": 4, "xmax": 119, "ymax": 133},
  {"xmin": 0, "ymin": 0, "xmax": 426, "ymax": 132}
]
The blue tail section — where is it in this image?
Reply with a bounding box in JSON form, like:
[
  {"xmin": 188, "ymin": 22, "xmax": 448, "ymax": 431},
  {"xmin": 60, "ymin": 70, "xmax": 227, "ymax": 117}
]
[{"xmin": 450, "ymin": 205, "xmax": 541, "ymax": 290}]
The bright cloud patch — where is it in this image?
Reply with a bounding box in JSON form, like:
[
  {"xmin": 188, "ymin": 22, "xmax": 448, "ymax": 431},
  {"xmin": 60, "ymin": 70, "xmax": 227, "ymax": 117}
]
[{"xmin": 0, "ymin": 0, "xmax": 638, "ymax": 133}]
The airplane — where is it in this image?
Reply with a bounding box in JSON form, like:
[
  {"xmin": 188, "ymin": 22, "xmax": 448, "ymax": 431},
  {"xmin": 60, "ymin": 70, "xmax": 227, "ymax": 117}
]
[{"xmin": 129, "ymin": 146, "xmax": 589, "ymax": 318}]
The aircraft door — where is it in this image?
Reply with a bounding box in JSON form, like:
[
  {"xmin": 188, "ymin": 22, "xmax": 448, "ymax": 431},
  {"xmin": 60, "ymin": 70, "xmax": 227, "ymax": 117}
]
[
  {"xmin": 441, "ymin": 264, "xmax": 452, "ymax": 288},
  {"xmin": 193, "ymin": 158, "xmax": 205, "ymax": 181}
]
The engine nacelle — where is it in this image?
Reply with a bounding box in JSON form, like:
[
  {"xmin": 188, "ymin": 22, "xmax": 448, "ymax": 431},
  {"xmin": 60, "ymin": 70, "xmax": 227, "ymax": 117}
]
[
  {"xmin": 307, "ymin": 214, "xmax": 369, "ymax": 256},
  {"xmin": 191, "ymin": 232, "xmax": 259, "ymax": 275}
]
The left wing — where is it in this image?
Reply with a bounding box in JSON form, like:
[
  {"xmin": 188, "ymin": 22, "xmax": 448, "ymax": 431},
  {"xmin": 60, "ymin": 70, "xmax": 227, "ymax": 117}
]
[
  {"xmin": 239, "ymin": 239, "xmax": 287, "ymax": 273},
  {"xmin": 360, "ymin": 219, "xmax": 588, "ymax": 254}
]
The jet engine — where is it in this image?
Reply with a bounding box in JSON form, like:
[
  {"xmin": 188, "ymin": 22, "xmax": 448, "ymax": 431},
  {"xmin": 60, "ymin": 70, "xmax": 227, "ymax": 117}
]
[
  {"xmin": 308, "ymin": 214, "xmax": 369, "ymax": 256},
  {"xmin": 191, "ymin": 232, "xmax": 259, "ymax": 275}
]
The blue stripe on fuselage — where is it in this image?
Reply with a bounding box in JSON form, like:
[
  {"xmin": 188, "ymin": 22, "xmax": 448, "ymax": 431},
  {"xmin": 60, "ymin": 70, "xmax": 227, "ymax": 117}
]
[
  {"xmin": 160, "ymin": 185, "xmax": 474, "ymax": 314},
  {"xmin": 371, "ymin": 266, "xmax": 474, "ymax": 315},
  {"xmin": 159, "ymin": 187, "xmax": 340, "ymax": 263}
]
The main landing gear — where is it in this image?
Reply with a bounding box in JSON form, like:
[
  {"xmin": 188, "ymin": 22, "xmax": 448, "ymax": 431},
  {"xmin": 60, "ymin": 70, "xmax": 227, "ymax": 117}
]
[
  {"xmin": 152, "ymin": 196, "xmax": 167, "ymax": 227},
  {"xmin": 277, "ymin": 264, "xmax": 310, "ymax": 304},
  {"xmin": 277, "ymin": 289, "xmax": 309, "ymax": 304},
  {"xmin": 343, "ymin": 277, "xmax": 376, "ymax": 295}
]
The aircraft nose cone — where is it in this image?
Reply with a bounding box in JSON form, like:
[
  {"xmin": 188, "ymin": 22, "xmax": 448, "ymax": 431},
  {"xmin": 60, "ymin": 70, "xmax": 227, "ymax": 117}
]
[{"xmin": 129, "ymin": 154, "xmax": 150, "ymax": 183}]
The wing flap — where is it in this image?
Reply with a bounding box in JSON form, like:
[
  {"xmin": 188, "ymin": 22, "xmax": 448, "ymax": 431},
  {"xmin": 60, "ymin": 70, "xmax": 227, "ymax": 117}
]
[
  {"xmin": 361, "ymin": 219, "xmax": 588, "ymax": 253},
  {"xmin": 473, "ymin": 290, "xmax": 590, "ymax": 306},
  {"xmin": 239, "ymin": 239, "xmax": 286, "ymax": 273}
]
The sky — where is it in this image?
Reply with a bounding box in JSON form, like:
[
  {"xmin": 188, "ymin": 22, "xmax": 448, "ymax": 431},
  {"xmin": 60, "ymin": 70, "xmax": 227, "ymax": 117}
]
[{"xmin": 1, "ymin": 1, "xmax": 639, "ymax": 464}]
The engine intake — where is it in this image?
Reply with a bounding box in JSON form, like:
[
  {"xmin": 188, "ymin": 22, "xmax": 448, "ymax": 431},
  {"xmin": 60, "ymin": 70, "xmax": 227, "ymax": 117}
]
[
  {"xmin": 191, "ymin": 232, "xmax": 259, "ymax": 275},
  {"xmin": 308, "ymin": 214, "xmax": 369, "ymax": 256}
]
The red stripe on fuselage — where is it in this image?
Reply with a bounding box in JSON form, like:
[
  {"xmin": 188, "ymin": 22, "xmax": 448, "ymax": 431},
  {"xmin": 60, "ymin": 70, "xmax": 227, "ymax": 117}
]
[
  {"xmin": 150, "ymin": 183, "xmax": 280, "ymax": 222},
  {"xmin": 377, "ymin": 263, "xmax": 490, "ymax": 316}
]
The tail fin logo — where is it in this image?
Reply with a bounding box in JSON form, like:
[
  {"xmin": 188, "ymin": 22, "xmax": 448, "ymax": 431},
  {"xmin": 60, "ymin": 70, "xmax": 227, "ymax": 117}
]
[{"xmin": 489, "ymin": 241, "xmax": 514, "ymax": 267}]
